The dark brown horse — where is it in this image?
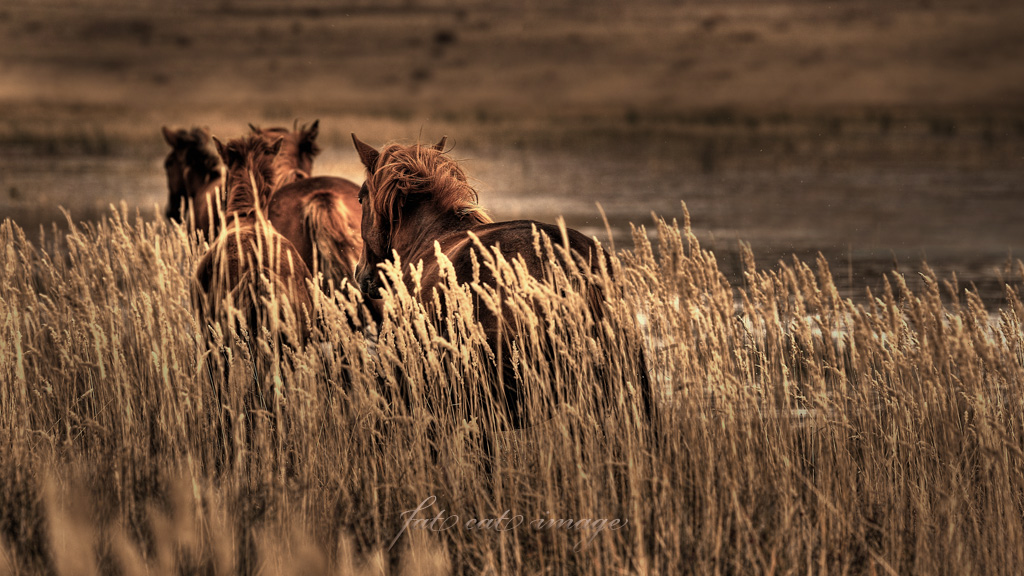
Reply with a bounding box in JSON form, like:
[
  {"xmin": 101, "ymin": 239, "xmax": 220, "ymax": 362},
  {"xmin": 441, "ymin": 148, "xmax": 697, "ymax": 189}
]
[
  {"xmin": 350, "ymin": 135, "xmax": 653, "ymax": 429},
  {"xmin": 193, "ymin": 134, "xmax": 314, "ymax": 347},
  {"xmin": 248, "ymin": 120, "xmax": 364, "ymax": 289},
  {"xmin": 161, "ymin": 126, "xmax": 226, "ymax": 237}
]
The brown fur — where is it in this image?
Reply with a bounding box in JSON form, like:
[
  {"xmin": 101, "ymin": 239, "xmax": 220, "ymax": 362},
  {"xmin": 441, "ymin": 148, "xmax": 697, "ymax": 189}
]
[
  {"xmin": 194, "ymin": 134, "xmax": 314, "ymax": 345},
  {"xmin": 192, "ymin": 217, "xmax": 315, "ymax": 345},
  {"xmin": 249, "ymin": 120, "xmax": 321, "ymax": 192},
  {"xmin": 362, "ymin": 137, "xmax": 491, "ymax": 241},
  {"xmin": 351, "ymin": 135, "xmax": 650, "ymax": 428},
  {"xmin": 214, "ymin": 133, "xmax": 281, "ymax": 215},
  {"xmin": 161, "ymin": 126, "xmax": 225, "ymax": 237},
  {"xmin": 244, "ymin": 120, "xmax": 363, "ymax": 288},
  {"xmin": 265, "ymin": 176, "xmax": 363, "ymax": 290}
]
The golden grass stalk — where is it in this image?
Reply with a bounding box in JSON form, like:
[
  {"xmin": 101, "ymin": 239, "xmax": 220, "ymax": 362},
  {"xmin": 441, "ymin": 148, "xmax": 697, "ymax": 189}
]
[{"xmin": 1, "ymin": 204, "xmax": 1022, "ymax": 575}]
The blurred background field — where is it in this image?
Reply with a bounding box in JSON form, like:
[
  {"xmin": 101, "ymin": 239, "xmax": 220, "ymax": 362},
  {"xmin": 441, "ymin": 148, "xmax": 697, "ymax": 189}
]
[{"xmin": 2, "ymin": 0, "xmax": 1023, "ymax": 302}]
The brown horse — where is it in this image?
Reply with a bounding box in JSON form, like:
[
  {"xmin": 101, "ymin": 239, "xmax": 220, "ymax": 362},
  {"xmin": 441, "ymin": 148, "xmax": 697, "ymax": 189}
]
[
  {"xmin": 248, "ymin": 119, "xmax": 320, "ymax": 191},
  {"xmin": 193, "ymin": 134, "xmax": 314, "ymax": 347},
  {"xmin": 161, "ymin": 126, "xmax": 226, "ymax": 237},
  {"xmin": 350, "ymin": 135, "xmax": 653, "ymax": 429},
  {"xmin": 248, "ymin": 120, "xmax": 364, "ymax": 289}
]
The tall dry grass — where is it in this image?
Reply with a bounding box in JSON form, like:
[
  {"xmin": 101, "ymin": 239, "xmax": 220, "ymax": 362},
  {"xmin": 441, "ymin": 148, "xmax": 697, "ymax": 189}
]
[{"xmin": 1, "ymin": 204, "xmax": 1022, "ymax": 575}]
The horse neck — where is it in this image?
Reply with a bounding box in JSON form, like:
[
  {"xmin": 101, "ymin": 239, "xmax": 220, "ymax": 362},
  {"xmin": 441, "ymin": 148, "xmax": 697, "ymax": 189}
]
[
  {"xmin": 225, "ymin": 168, "xmax": 271, "ymax": 215},
  {"xmin": 390, "ymin": 203, "xmax": 480, "ymax": 263}
]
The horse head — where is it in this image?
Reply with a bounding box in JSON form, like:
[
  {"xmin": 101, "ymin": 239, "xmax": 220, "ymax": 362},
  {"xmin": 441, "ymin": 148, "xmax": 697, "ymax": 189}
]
[
  {"xmin": 161, "ymin": 126, "xmax": 224, "ymax": 224},
  {"xmin": 351, "ymin": 134, "xmax": 489, "ymax": 298},
  {"xmin": 213, "ymin": 133, "xmax": 284, "ymax": 216},
  {"xmin": 249, "ymin": 119, "xmax": 320, "ymax": 190}
]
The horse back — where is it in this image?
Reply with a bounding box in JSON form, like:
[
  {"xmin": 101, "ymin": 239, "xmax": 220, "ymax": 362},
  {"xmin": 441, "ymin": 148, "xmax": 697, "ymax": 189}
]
[
  {"xmin": 432, "ymin": 220, "xmax": 605, "ymax": 289},
  {"xmin": 270, "ymin": 176, "xmax": 360, "ymax": 216},
  {"xmin": 412, "ymin": 219, "xmax": 608, "ymax": 335},
  {"xmin": 192, "ymin": 218, "xmax": 314, "ymax": 344},
  {"xmin": 265, "ymin": 176, "xmax": 362, "ymax": 276}
]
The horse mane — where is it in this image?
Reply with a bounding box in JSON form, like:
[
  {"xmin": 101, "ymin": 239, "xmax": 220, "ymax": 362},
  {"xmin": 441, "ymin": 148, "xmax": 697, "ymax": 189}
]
[
  {"xmin": 220, "ymin": 134, "xmax": 281, "ymax": 216},
  {"xmin": 250, "ymin": 121, "xmax": 320, "ymax": 189},
  {"xmin": 368, "ymin": 142, "xmax": 492, "ymax": 230}
]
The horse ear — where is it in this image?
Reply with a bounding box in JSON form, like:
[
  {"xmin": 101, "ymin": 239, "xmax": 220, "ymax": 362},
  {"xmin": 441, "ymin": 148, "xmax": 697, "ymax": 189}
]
[
  {"xmin": 433, "ymin": 136, "xmax": 447, "ymax": 151},
  {"xmin": 299, "ymin": 120, "xmax": 321, "ymax": 157},
  {"xmin": 351, "ymin": 134, "xmax": 380, "ymax": 172},
  {"xmin": 268, "ymin": 136, "xmax": 285, "ymax": 156},
  {"xmin": 212, "ymin": 136, "xmax": 227, "ymax": 160},
  {"xmin": 162, "ymin": 126, "xmax": 181, "ymax": 148},
  {"xmin": 305, "ymin": 119, "xmax": 320, "ymax": 142},
  {"xmin": 248, "ymin": 123, "xmax": 260, "ymax": 134}
]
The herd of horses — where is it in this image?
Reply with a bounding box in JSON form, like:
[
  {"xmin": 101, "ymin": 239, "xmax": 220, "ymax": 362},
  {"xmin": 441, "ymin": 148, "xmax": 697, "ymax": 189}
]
[{"xmin": 162, "ymin": 121, "xmax": 653, "ymax": 432}]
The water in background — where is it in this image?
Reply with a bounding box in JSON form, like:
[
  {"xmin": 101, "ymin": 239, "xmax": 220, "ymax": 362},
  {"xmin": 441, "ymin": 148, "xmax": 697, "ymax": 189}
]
[{"xmin": 2, "ymin": 117, "xmax": 1021, "ymax": 306}]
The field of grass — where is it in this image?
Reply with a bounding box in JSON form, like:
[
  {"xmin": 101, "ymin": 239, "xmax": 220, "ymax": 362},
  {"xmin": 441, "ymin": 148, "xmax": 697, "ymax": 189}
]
[{"xmin": 1, "ymin": 205, "xmax": 1022, "ymax": 575}]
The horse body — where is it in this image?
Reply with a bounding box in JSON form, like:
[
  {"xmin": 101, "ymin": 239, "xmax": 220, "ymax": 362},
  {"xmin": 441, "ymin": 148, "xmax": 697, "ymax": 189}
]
[
  {"xmin": 266, "ymin": 176, "xmax": 362, "ymax": 289},
  {"xmin": 247, "ymin": 120, "xmax": 364, "ymax": 289},
  {"xmin": 388, "ymin": 216, "xmax": 603, "ymax": 305},
  {"xmin": 395, "ymin": 218, "xmax": 609, "ymax": 426},
  {"xmin": 351, "ymin": 135, "xmax": 649, "ymax": 428},
  {"xmin": 193, "ymin": 134, "xmax": 315, "ymax": 346},
  {"xmin": 162, "ymin": 126, "xmax": 226, "ymax": 237}
]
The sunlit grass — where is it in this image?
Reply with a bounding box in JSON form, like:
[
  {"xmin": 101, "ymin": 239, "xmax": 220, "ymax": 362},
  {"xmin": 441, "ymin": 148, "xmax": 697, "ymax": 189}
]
[{"xmin": 1, "ymin": 204, "xmax": 1022, "ymax": 575}]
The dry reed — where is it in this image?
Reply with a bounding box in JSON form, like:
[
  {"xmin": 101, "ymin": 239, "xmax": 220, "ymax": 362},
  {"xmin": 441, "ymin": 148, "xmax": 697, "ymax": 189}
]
[{"xmin": 1, "ymin": 203, "xmax": 1022, "ymax": 575}]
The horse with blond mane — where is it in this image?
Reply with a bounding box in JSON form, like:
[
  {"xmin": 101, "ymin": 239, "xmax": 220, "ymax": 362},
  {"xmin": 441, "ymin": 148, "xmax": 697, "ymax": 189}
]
[
  {"xmin": 161, "ymin": 126, "xmax": 226, "ymax": 237},
  {"xmin": 351, "ymin": 135, "xmax": 653, "ymax": 429}
]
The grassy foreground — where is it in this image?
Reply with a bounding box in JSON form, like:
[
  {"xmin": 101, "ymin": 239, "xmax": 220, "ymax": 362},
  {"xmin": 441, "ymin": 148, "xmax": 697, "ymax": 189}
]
[{"xmin": 1, "ymin": 206, "xmax": 1023, "ymax": 575}]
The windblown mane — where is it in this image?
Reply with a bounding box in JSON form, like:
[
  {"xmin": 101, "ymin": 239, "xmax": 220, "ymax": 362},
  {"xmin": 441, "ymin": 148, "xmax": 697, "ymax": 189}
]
[
  {"xmin": 220, "ymin": 135, "xmax": 281, "ymax": 216},
  {"xmin": 368, "ymin": 142, "xmax": 492, "ymax": 231}
]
